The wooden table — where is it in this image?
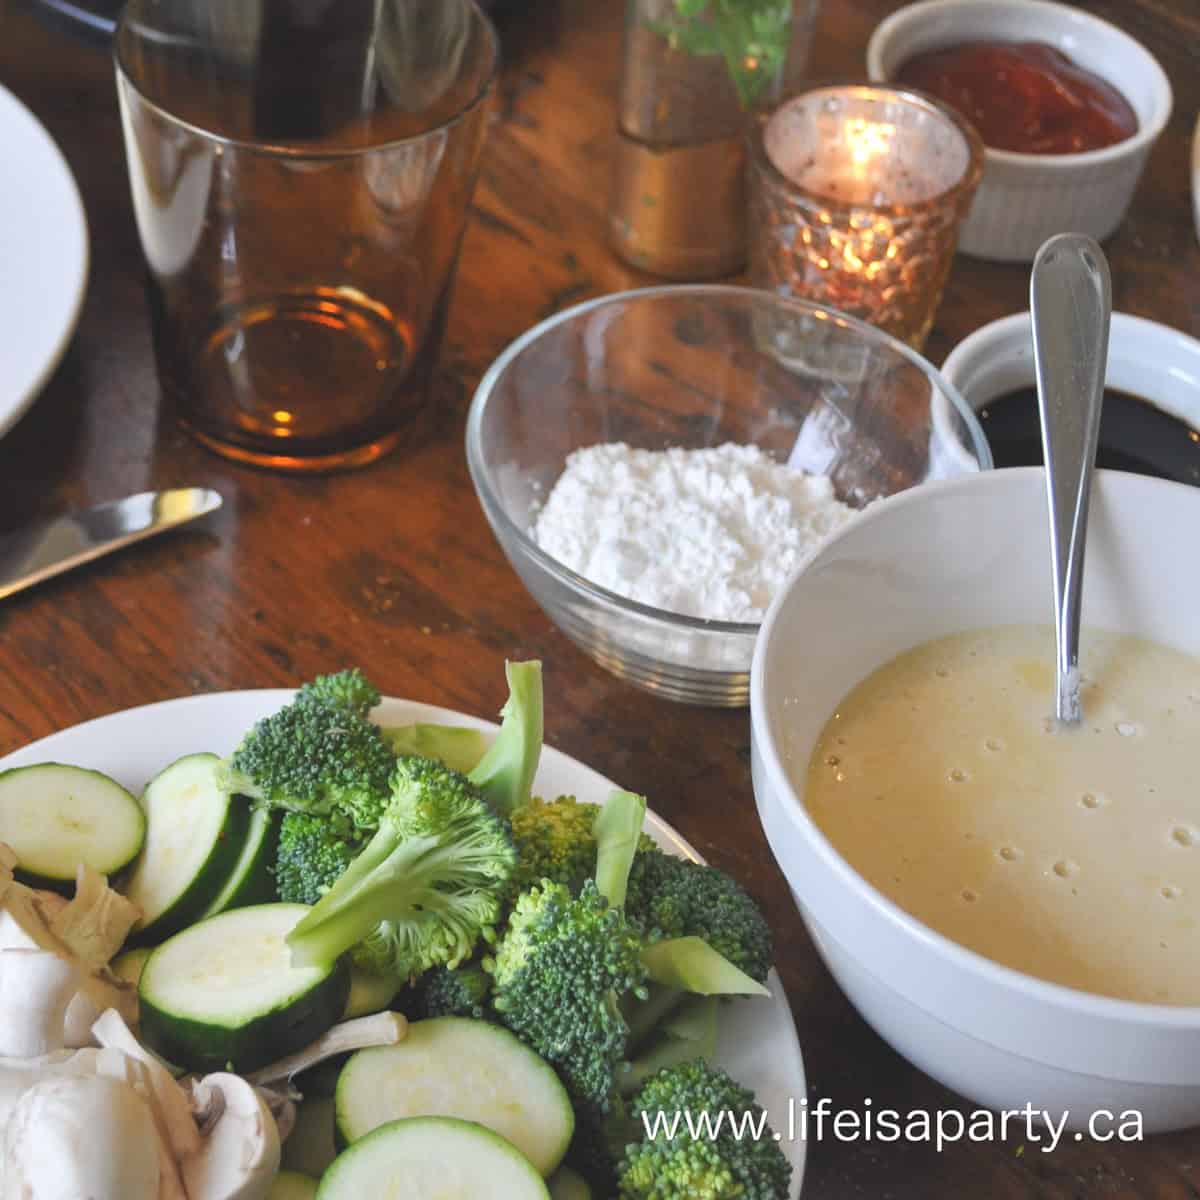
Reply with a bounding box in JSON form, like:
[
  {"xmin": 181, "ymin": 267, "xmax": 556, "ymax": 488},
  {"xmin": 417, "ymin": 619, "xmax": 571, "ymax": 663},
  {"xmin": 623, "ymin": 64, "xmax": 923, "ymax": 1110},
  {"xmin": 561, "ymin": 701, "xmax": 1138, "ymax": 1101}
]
[{"xmin": 2, "ymin": 1, "xmax": 1199, "ymax": 1195}]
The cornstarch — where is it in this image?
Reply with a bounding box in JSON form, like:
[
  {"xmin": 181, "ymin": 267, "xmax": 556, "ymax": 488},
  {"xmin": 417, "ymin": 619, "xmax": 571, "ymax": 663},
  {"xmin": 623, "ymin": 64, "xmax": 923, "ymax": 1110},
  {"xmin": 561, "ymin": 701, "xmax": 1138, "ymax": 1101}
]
[{"xmin": 531, "ymin": 443, "xmax": 858, "ymax": 622}]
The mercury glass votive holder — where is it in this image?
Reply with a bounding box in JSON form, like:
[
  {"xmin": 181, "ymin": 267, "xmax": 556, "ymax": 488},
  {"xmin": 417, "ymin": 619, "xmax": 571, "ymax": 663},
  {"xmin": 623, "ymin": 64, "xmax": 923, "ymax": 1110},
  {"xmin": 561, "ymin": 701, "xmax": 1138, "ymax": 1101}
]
[{"xmin": 748, "ymin": 85, "xmax": 984, "ymax": 349}]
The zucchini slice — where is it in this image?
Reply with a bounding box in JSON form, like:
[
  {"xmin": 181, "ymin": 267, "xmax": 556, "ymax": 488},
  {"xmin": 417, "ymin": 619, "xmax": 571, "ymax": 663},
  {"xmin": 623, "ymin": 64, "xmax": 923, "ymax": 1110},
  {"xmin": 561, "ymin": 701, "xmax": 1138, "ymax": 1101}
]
[
  {"xmin": 111, "ymin": 947, "xmax": 152, "ymax": 988},
  {"xmin": 335, "ymin": 1017, "xmax": 573, "ymax": 1177},
  {"xmin": 0, "ymin": 763, "xmax": 144, "ymax": 890},
  {"xmin": 317, "ymin": 1117, "xmax": 549, "ymax": 1199},
  {"xmin": 201, "ymin": 806, "xmax": 280, "ymax": 919},
  {"xmin": 342, "ymin": 966, "xmax": 399, "ymax": 1021},
  {"xmin": 139, "ymin": 903, "xmax": 349, "ymax": 1074},
  {"xmin": 122, "ymin": 753, "xmax": 250, "ymax": 943},
  {"xmin": 282, "ymin": 1098, "xmax": 338, "ymax": 1178},
  {"xmin": 548, "ymin": 1166, "xmax": 592, "ymax": 1200},
  {"xmin": 268, "ymin": 1170, "xmax": 319, "ymax": 1199}
]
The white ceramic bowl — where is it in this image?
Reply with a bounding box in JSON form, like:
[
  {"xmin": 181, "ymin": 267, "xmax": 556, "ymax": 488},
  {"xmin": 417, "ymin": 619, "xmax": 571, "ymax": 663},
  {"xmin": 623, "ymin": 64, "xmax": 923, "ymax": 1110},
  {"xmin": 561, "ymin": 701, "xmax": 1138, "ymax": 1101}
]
[
  {"xmin": 867, "ymin": 0, "xmax": 1173, "ymax": 262},
  {"xmin": 751, "ymin": 468, "xmax": 1200, "ymax": 1132},
  {"xmin": 942, "ymin": 311, "xmax": 1200, "ymax": 434},
  {"xmin": 1192, "ymin": 114, "xmax": 1200, "ymax": 246}
]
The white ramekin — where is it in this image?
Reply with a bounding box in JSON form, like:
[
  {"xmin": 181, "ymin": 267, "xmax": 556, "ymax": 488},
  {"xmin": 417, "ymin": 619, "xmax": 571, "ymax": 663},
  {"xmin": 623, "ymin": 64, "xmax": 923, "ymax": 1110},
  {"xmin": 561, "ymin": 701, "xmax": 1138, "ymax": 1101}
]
[
  {"xmin": 941, "ymin": 310, "xmax": 1200, "ymax": 429},
  {"xmin": 752, "ymin": 468, "xmax": 1200, "ymax": 1133},
  {"xmin": 867, "ymin": 0, "xmax": 1173, "ymax": 263}
]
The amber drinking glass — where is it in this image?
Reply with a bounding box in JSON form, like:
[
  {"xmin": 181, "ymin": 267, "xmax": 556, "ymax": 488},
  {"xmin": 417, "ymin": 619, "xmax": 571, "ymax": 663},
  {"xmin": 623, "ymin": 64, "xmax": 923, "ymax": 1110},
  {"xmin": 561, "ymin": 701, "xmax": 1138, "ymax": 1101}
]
[
  {"xmin": 748, "ymin": 85, "xmax": 984, "ymax": 350},
  {"xmin": 115, "ymin": 0, "xmax": 497, "ymax": 471}
]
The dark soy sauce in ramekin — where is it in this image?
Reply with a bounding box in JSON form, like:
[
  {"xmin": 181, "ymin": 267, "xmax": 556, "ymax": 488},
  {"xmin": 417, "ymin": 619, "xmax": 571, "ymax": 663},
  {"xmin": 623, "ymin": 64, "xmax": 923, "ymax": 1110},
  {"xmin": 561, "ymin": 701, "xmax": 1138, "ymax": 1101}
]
[{"xmin": 978, "ymin": 388, "xmax": 1200, "ymax": 486}]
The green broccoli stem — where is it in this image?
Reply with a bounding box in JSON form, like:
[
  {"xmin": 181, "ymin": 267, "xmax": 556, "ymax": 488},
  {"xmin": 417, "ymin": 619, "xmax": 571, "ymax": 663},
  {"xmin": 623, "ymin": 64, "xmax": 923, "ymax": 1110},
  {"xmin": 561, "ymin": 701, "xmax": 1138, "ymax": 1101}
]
[
  {"xmin": 213, "ymin": 763, "xmax": 266, "ymax": 804},
  {"xmin": 381, "ymin": 724, "xmax": 488, "ymax": 775},
  {"xmin": 623, "ymin": 983, "xmax": 687, "ymax": 1048},
  {"xmin": 468, "ymin": 660, "xmax": 544, "ymax": 817},
  {"xmin": 640, "ymin": 936, "xmax": 770, "ymax": 996},
  {"xmin": 287, "ymin": 830, "xmax": 449, "ymax": 968},
  {"xmin": 620, "ymin": 996, "xmax": 719, "ymax": 1096},
  {"xmin": 593, "ymin": 790, "xmax": 647, "ymax": 909},
  {"xmin": 288, "ymin": 816, "xmax": 509, "ymax": 972}
]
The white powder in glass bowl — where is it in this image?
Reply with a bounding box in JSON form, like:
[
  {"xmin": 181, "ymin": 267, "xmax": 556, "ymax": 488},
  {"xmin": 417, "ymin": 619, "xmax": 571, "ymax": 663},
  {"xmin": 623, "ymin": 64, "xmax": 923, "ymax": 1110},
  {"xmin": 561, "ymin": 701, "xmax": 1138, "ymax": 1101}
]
[{"xmin": 530, "ymin": 442, "xmax": 858, "ymax": 623}]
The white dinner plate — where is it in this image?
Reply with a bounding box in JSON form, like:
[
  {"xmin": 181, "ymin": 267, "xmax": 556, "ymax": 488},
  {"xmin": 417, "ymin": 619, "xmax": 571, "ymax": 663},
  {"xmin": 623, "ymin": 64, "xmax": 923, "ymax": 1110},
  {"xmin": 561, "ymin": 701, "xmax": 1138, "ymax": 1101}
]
[
  {"xmin": 0, "ymin": 82, "xmax": 89, "ymax": 439},
  {"xmin": 0, "ymin": 689, "xmax": 808, "ymax": 1195}
]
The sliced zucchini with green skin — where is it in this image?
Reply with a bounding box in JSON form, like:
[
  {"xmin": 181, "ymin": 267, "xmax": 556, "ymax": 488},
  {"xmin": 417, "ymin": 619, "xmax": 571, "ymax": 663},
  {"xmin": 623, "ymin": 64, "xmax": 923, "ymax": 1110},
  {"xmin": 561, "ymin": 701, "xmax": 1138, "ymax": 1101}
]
[
  {"xmin": 201, "ymin": 806, "xmax": 280, "ymax": 919},
  {"xmin": 267, "ymin": 1170, "xmax": 319, "ymax": 1199},
  {"xmin": 342, "ymin": 966, "xmax": 399, "ymax": 1020},
  {"xmin": 548, "ymin": 1165, "xmax": 592, "ymax": 1200},
  {"xmin": 282, "ymin": 1097, "xmax": 338, "ymax": 1178},
  {"xmin": 111, "ymin": 947, "xmax": 152, "ymax": 988},
  {"xmin": 335, "ymin": 1017, "xmax": 573, "ymax": 1177},
  {"xmin": 139, "ymin": 903, "xmax": 349, "ymax": 1074},
  {"xmin": 317, "ymin": 1117, "xmax": 550, "ymax": 1199},
  {"xmin": 0, "ymin": 763, "xmax": 145, "ymax": 891},
  {"xmin": 122, "ymin": 753, "xmax": 251, "ymax": 943}
]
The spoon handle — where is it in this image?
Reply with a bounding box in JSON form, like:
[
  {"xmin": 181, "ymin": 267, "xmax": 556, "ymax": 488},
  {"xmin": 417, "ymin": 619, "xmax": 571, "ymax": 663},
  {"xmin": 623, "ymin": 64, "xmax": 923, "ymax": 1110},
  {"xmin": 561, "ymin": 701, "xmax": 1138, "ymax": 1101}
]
[{"xmin": 1030, "ymin": 234, "xmax": 1111, "ymax": 725}]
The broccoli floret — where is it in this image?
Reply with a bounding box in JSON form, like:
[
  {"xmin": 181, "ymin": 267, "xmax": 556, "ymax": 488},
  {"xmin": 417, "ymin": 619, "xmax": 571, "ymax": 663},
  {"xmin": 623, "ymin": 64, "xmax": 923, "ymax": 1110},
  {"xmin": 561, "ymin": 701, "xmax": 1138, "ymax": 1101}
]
[
  {"xmin": 216, "ymin": 670, "xmax": 396, "ymax": 830},
  {"xmin": 467, "ymin": 660, "xmax": 544, "ymax": 817},
  {"xmin": 489, "ymin": 880, "xmax": 647, "ymax": 1112},
  {"xmin": 510, "ymin": 796, "xmax": 599, "ymax": 896},
  {"xmin": 625, "ymin": 850, "xmax": 774, "ymax": 983},
  {"xmin": 618, "ymin": 1060, "xmax": 792, "ymax": 1200},
  {"xmin": 304, "ymin": 668, "xmax": 380, "ymax": 717},
  {"xmin": 510, "ymin": 796, "xmax": 658, "ymax": 900},
  {"xmin": 286, "ymin": 755, "xmax": 516, "ymax": 982},
  {"xmin": 410, "ymin": 962, "xmax": 492, "ymax": 1020},
  {"xmin": 273, "ymin": 812, "xmax": 363, "ymax": 905}
]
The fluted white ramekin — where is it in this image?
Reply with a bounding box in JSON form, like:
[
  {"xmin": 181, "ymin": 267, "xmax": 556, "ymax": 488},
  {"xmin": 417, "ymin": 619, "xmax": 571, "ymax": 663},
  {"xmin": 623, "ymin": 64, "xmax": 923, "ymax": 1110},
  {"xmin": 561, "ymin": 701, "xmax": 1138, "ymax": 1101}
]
[{"xmin": 867, "ymin": 0, "xmax": 1172, "ymax": 262}]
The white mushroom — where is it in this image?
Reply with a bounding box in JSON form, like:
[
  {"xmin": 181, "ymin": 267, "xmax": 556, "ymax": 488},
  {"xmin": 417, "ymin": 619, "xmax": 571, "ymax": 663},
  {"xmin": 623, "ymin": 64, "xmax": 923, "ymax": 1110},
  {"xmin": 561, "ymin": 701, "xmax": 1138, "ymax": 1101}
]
[
  {"xmin": 181, "ymin": 1073, "xmax": 281, "ymax": 1200},
  {"xmin": 50, "ymin": 864, "xmax": 141, "ymax": 969},
  {"xmin": 0, "ymin": 852, "xmax": 138, "ymax": 1036},
  {"xmin": 0, "ymin": 950, "xmax": 79, "ymax": 1058},
  {"xmin": 1, "ymin": 1073, "xmax": 161, "ymax": 1200},
  {"xmin": 246, "ymin": 1011, "xmax": 408, "ymax": 1087},
  {"xmin": 61, "ymin": 991, "xmax": 103, "ymax": 1049},
  {"xmin": 92, "ymin": 1008, "xmax": 201, "ymax": 1162}
]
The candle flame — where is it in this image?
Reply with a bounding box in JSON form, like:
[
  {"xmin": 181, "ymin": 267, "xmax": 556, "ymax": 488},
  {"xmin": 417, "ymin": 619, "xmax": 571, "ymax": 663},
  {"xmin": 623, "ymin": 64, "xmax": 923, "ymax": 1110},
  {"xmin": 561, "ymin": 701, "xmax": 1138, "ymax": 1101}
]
[{"xmin": 846, "ymin": 117, "xmax": 896, "ymax": 169}]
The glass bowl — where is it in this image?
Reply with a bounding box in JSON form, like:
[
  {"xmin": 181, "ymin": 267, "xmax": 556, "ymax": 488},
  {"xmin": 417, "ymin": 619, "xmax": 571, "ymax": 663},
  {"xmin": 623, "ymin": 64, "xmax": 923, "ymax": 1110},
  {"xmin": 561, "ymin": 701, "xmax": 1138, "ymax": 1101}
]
[{"xmin": 465, "ymin": 285, "xmax": 991, "ymax": 706}]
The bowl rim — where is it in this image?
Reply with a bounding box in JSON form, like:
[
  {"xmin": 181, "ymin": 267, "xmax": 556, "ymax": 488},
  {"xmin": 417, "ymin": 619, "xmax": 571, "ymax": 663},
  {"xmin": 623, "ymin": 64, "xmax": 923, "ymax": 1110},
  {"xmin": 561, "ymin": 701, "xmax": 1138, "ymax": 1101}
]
[
  {"xmin": 865, "ymin": 0, "xmax": 1174, "ymax": 170},
  {"xmin": 465, "ymin": 283, "xmax": 992, "ymax": 635},
  {"xmin": 751, "ymin": 465, "xmax": 1200, "ymax": 1028},
  {"xmin": 941, "ymin": 310, "xmax": 1200, "ymax": 423}
]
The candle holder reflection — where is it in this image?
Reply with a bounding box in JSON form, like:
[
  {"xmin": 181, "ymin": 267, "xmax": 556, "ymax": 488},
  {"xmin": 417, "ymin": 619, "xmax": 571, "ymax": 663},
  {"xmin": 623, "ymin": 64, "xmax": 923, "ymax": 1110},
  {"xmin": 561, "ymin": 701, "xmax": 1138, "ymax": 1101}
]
[{"xmin": 748, "ymin": 86, "xmax": 984, "ymax": 350}]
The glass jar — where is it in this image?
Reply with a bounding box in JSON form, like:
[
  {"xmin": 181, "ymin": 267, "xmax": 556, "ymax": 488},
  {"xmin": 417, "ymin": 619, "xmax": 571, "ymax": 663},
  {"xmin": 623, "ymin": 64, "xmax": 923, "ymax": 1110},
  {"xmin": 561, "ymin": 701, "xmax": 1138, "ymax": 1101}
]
[{"xmin": 610, "ymin": 0, "xmax": 820, "ymax": 279}]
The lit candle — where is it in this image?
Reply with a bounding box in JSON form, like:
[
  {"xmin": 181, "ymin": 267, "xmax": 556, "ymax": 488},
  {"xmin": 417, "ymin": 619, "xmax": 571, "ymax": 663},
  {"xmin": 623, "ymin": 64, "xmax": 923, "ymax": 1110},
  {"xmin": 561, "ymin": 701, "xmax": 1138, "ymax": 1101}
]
[{"xmin": 747, "ymin": 85, "xmax": 984, "ymax": 349}]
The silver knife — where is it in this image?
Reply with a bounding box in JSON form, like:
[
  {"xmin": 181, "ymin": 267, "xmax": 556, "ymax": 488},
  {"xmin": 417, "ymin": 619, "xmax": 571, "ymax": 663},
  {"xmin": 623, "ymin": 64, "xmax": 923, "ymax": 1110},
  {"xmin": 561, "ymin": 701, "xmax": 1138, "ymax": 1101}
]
[{"xmin": 0, "ymin": 488, "xmax": 223, "ymax": 601}]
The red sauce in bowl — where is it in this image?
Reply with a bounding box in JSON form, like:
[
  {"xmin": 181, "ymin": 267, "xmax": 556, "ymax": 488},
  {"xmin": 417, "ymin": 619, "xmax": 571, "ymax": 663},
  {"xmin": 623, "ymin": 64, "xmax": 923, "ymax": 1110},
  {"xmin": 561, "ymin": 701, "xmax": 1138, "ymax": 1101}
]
[{"xmin": 895, "ymin": 41, "xmax": 1138, "ymax": 155}]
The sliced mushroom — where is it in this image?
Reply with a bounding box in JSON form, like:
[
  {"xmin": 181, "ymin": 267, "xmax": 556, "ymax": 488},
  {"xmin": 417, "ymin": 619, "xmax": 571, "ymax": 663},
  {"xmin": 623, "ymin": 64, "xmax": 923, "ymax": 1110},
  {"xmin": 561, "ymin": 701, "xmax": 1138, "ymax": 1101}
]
[
  {"xmin": 49, "ymin": 864, "xmax": 141, "ymax": 969},
  {"xmin": 92, "ymin": 1008, "xmax": 201, "ymax": 1161},
  {"xmin": 182, "ymin": 1073, "xmax": 281, "ymax": 1200},
  {"xmin": 1, "ymin": 1073, "xmax": 161, "ymax": 1200},
  {"xmin": 0, "ymin": 949, "xmax": 79, "ymax": 1058},
  {"xmin": 246, "ymin": 1011, "xmax": 408, "ymax": 1087}
]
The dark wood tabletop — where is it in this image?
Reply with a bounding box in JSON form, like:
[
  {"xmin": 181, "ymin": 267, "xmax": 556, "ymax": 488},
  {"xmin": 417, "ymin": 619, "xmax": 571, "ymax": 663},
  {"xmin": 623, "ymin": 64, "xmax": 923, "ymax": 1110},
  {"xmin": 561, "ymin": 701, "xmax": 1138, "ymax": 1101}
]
[{"xmin": 3, "ymin": 0, "xmax": 1200, "ymax": 1195}]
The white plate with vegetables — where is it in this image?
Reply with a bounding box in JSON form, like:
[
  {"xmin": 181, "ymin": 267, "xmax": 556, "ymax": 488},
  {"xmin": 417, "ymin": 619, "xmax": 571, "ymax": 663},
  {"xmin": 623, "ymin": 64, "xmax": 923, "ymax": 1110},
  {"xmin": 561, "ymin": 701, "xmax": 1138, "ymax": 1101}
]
[{"xmin": 0, "ymin": 681, "xmax": 807, "ymax": 1198}]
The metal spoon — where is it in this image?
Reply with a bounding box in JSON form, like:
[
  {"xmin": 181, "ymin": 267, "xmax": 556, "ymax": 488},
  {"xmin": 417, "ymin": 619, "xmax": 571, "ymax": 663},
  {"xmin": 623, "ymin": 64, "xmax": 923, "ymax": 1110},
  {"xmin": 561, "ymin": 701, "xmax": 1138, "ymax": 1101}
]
[{"xmin": 1030, "ymin": 233, "xmax": 1112, "ymax": 726}]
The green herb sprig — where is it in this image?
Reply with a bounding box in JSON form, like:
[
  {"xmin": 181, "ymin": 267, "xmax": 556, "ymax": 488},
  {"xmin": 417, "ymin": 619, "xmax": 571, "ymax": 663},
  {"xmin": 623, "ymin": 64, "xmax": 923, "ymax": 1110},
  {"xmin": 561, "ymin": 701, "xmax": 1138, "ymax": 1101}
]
[{"xmin": 655, "ymin": 0, "xmax": 795, "ymax": 110}]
